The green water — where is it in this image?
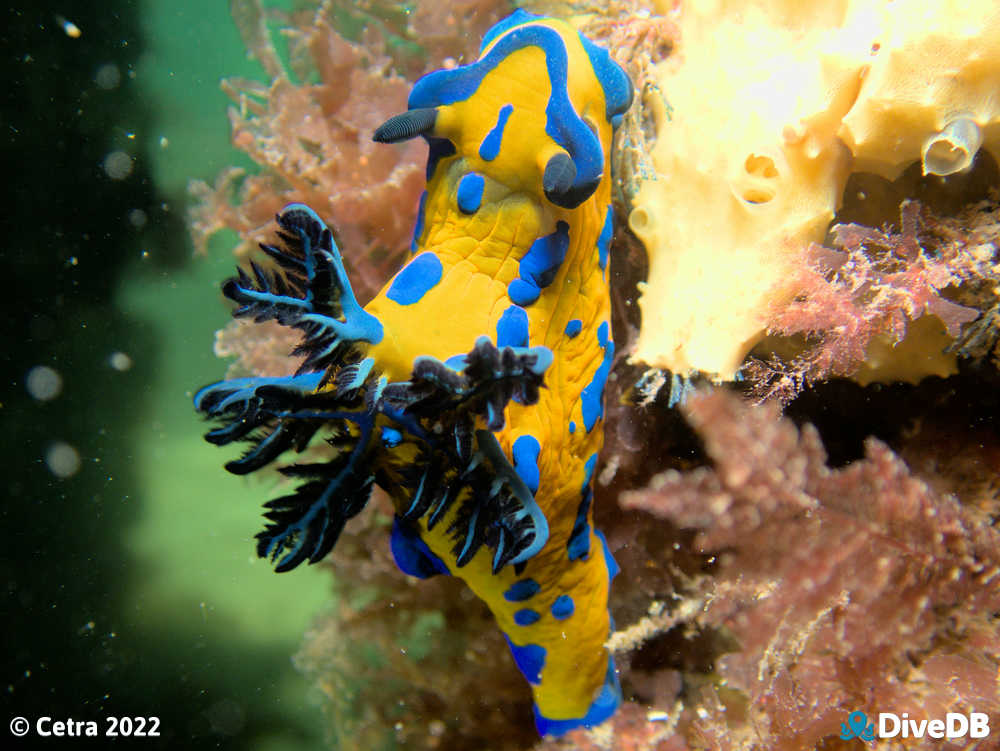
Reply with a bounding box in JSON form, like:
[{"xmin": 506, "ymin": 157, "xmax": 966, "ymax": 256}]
[
  {"xmin": 5, "ymin": 1, "xmax": 335, "ymax": 748},
  {"xmin": 123, "ymin": 0, "xmax": 330, "ymax": 646}
]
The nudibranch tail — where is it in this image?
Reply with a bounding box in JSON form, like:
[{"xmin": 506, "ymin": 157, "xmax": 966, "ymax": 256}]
[{"xmin": 195, "ymin": 9, "xmax": 632, "ymax": 739}]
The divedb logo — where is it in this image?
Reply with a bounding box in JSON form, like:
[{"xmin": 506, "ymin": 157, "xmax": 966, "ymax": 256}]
[{"xmin": 840, "ymin": 710, "xmax": 991, "ymax": 741}]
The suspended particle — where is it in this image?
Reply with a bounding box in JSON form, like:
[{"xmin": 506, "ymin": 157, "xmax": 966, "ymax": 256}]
[
  {"xmin": 95, "ymin": 63, "xmax": 121, "ymax": 90},
  {"xmin": 26, "ymin": 365, "xmax": 63, "ymax": 401},
  {"xmin": 103, "ymin": 151, "xmax": 133, "ymax": 180},
  {"xmin": 109, "ymin": 351, "xmax": 133, "ymax": 371},
  {"xmin": 56, "ymin": 15, "xmax": 81, "ymax": 38},
  {"xmin": 127, "ymin": 208, "xmax": 147, "ymax": 228},
  {"xmin": 46, "ymin": 441, "xmax": 82, "ymax": 478}
]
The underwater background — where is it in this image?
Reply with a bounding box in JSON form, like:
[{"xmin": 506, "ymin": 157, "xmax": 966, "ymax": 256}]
[
  {"xmin": 6, "ymin": 1, "xmax": 333, "ymax": 748},
  {"xmin": 5, "ymin": 0, "xmax": 1000, "ymax": 750}
]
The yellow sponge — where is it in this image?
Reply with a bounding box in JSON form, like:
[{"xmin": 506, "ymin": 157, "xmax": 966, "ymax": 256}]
[{"xmin": 628, "ymin": 0, "xmax": 1000, "ymax": 381}]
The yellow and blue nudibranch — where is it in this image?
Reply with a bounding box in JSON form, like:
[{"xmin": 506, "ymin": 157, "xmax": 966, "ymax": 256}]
[{"xmin": 194, "ymin": 10, "xmax": 632, "ymax": 736}]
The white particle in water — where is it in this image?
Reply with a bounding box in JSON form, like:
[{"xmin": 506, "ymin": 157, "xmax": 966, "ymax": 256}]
[
  {"xmin": 109, "ymin": 351, "xmax": 133, "ymax": 371},
  {"xmin": 26, "ymin": 365, "xmax": 62, "ymax": 401},
  {"xmin": 127, "ymin": 208, "xmax": 147, "ymax": 228},
  {"xmin": 95, "ymin": 63, "xmax": 121, "ymax": 89},
  {"xmin": 103, "ymin": 151, "xmax": 133, "ymax": 180},
  {"xmin": 46, "ymin": 442, "xmax": 81, "ymax": 478}
]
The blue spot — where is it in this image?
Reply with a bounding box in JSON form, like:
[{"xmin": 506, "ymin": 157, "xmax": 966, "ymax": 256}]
[
  {"xmin": 410, "ymin": 191, "xmax": 427, "ymax": 253},
  {"xmin": 390, "ymin": 517, "xmax": 450, "ymax": 579},
  {"xmin": 569, "ymin": 420, "xmax": 576, "ymax": 434},
  {"xmin": 507, "ymin": 278, "xmax": 540, "ymax": 306},
  {"xmin": 580, "ymin": 321, "xmax": 614, "ymax": 432},
  {"xmin": 503, "ymin": 578, "xmax": 540, "ymax": 602},
  {"xmin": 512, "ymin": 435, "xmax": 541, "ymax": 494},
  {"xmin": 479, "ymin": 103, "xmax": 513, "ymax": 161},
  {"xmin": 522, "ymin": 222, "xmax": 570, "ymax": 287},
  {"xmin": 550, "ymin": 595, "xmax": 574, "ymax": 620},
  {"xmin": 567, "ymin": 453, "xmax": 598, "ymax": 561},
  {"xmin": 381, "ymin": 426, "xmax": 402, "ymax": 448},
  {"xmin": 387, "ymin": 252, "xmax": 443, "ymax": 305},
  {"xmin": 504, "ymin": 635, "xmax": 546, "ymax": 685},
  {"xmin": 496, "ymin": 305, "xmax": 529, "ymax": 348},
  {"xmin": 514, "ymin": 608, "xmax": 541, "ymax": 626},
  {"xmin": 564, "ymin": 319, "xmax": 582, "ymax": 338},
  {"xmin": 597, "ymin": 205, "xmax": 613, "ymax": 272},
  {"xmin": 533, "ymin": 656, "xmax": 621, "ymax": 736},
  {"xmin": 507, "ymin": 221, "xmax": 569, "ymax": 306},
  {"xmin": 457, "ymin": 172, "xmax": 485, "ymax": 214}
]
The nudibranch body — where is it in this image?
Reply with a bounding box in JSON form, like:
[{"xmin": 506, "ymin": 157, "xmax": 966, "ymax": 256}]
[{"xmin": 195, "ymin": 10, "xmax": 631, "ymax": 736}]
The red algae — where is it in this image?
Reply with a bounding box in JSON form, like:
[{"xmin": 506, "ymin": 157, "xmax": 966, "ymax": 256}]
[
  {"xmin": 604, "ymin": 389, "xmax": 1000, "ymax": 751},
  {"xmin": 188, "ymin": 0, "xmax": 507, "ymax": 378},
  {"xmin": 748, "ymin": 192, "xmax": 1000, "ymax": 404}
]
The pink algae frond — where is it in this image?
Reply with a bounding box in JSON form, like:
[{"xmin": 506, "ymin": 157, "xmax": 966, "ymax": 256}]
[
  {"xmin": 749, "ymin": 199, "xmax": 997, "ymax": 404},
  {"xmin": 213, "ymin": 319, "xmax": 302, "ymax": 379},
  {"xmin": 610, "ymin": 389, "xmax": 1000, "ymax": 751},
  {"xmin": 188, "ymin": 1, "xmax": 434, "ymax": 290},
  {"xmin": 188, "ymin": 0, "xmax": 507, "ymax": 379}
]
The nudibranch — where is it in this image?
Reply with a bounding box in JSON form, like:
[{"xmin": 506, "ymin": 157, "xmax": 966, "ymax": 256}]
[{"xmin": 194, "ymin": 10, "xmax": 632, "ymax": 736}]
